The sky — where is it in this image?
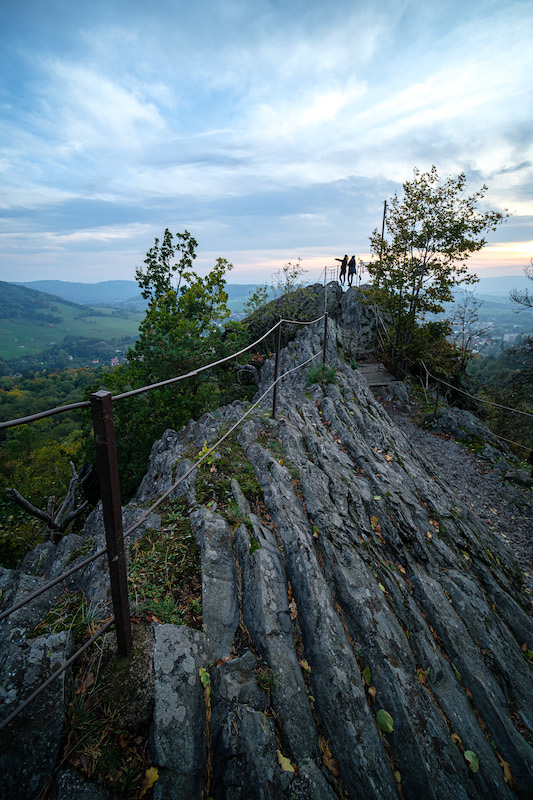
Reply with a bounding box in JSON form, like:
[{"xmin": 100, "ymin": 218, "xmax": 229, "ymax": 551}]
[{"xmin": 1, "ymin": 0, "xmax": 532, "ymax": 286}]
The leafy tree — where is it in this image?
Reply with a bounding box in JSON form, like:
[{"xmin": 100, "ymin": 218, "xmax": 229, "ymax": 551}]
[
  {"xmin": 104, "ymin": 230, "xmax": 250, "ymax": 498},
  {"xmin": 364, "ymin": 166, "xmax": 507, "ymax": 374}
]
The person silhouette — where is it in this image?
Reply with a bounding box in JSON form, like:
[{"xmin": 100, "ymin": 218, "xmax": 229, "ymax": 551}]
[
  {"xmin": 335, "ymin": 255, "xmax": 348, "ymax": 285},
  {"xmin": 347, "ymin": 255, "xmax": 356, "ymax": 287}
]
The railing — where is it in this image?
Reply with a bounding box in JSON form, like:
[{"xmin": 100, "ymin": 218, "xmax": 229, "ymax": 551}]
[{"xmin": 0, "ymin": 311, "xmax": 328, "ymax": 731}]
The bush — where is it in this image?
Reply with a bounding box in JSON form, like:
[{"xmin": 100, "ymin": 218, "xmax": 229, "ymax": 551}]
[{"xmin": 306, "ymin": 363, "xmax": 337, "ymax": 387}]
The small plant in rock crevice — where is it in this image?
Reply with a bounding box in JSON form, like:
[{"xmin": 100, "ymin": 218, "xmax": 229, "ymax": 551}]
[
  {"xmin": 306, "ymin": 363, "xmax": 338, "ymax": 388},
  {"xmin": 255, "ymin": 664, "xmax": 278, "ymax": 691},
  {"xmin": 128, "ymin": 499, "xmax": 201, "ymax": 628}
]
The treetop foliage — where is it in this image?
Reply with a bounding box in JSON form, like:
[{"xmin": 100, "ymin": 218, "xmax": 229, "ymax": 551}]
[{"xmin": 364, "ymin": 166, "xmax": 508, "ymax": 373}]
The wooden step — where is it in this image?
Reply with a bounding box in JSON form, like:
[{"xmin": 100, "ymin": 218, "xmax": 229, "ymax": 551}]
[{"xmin": 358, "ymin": 363, "xmax": 396, "ymax": 387}]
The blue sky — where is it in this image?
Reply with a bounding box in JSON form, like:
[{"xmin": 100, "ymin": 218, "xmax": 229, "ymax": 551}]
[{"xmin": 1, "ymin": 0, "xmax": 532, "ymax": 285}]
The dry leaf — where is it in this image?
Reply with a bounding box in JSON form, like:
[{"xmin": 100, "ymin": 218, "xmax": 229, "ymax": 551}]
[
  {"xmin": 497, "ymin": 755, "xmax": 517, "ymax": 789},
  {"xmin": 368, "ymin": 686, "xmax": 377, "ymax": 702},
  {"xmin": 277, "ymin": 750, "xmax": 295, "ymax": 772},
  {"xmin": 289, "ymin": 600, "xmax": 298, "ymax": 620},
  {"xmin": 451, "ymin": 733, "xmax": 462, "ymax": 748}
]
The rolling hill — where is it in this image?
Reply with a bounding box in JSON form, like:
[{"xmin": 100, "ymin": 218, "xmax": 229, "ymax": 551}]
[{"xmin": 0, "ymin": 281, "xmax": 144, "ymax": 360}]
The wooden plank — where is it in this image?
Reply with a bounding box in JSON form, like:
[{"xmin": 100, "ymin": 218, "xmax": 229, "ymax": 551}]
[{"xmin": 358, "ymin": 363, "xmax": 396, "ymax": 387}]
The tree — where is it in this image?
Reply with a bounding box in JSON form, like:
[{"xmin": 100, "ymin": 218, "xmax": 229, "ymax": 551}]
[
  {"xmin": 103, "ymin": 230, "xmax": 250, "ymax": 498},
  {"xmin": 448, "ymin": 290, "xmax": 491, "ymax": 372},
  {"xmin": 364, "ymin": 166, "xmax": 507, "ymax": 373},
  {"xmin": 510, "ymin": 258, "xmax": 533, "ymax": 309}
]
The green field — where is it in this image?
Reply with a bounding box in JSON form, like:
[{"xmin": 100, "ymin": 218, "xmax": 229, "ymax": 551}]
[{"xmin": 0, "ymin": 304, "xmax": 144, "ymax": 360}]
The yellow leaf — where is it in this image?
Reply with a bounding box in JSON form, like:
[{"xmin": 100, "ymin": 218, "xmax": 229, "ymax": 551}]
[
  {"xmin": 277, "ymin": 750, "xmax": 295, "ymax": 772},
  {"xmin": 278, "ymin": 458, "xmax": 284, "ymax": 466},
  {"xmin": 299, "ymin": 659, "xmax": 312, "ymax": 673},
  {"xmin": 139, "ymin": 767, "xmax": 159, "ymax": 797},
  {"xmin": 451, "ymin": 733, "xmax": 462, "ymax": 748}
]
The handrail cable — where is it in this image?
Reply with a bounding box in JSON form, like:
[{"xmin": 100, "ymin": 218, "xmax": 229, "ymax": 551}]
[
  {"xmin": 0, "ymin": 546, "xmax": 108, "ymax": 623},
  {"xmin": 280, "ymin": 314, "xmax": 325, "ymax": 326},
  {"xmin": 0, "ymin": 315, "xmax": 326, "ymax": 430},
  {"xmin": 112, "ymin": 318, "xmax": 288, "ymax": 402},
  {"xmin": 0, "ymin": 345, "xmax": 324, "ymax": 622},
  {"xmin": 122, "ymin": 349, "xmax": 323, "ymax": 541},
  {"xmin": 0, "ymin": 616, "xmax": 115, "ymax": 732},
  {"xmin": 419, "ymin": 360, "xmax": 533, "ymax": 420},
  {"xmin": 0, "ymin": 348, "xmax": 323, "ymax": 731}
]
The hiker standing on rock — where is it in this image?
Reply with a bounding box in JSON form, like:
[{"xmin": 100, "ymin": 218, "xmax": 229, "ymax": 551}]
[
  {"xmin": 347, "ymin": 255, "xmax": 356, "ymax": 287},
  {"xmin": 334, "ymin": 255, "xmax": 348, "ymax": 285}
]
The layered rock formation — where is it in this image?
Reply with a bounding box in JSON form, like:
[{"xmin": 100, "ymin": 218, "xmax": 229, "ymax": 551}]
[{"xmin": 1, "ymin": 285, "xmax": 532, "ymax": 799}]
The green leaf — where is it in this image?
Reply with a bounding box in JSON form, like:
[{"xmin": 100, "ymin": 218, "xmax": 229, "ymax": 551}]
[
  {"xmin": 199, "ymin": 667, "xmax": 211, "ymax": 687},
  {"xmin": 464, "ymin": 750, "xmax": 479, "ymax": 773},
  {"xmin": 363, "ymin": 666, "xmax": 371, "ymax": 684},
  {"xmin": 452, "ymin": 664, "xmax": 462, "ymax": 683},
  {"xmin": 376, "ymin": 709, "xmax": 394, "ymax": 733}
]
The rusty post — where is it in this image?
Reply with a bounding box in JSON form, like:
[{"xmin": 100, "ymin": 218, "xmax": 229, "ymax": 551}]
[
  {"xmin": 322, "ymin": 312, "xmax": 328, "ymax": 364},
  {"xmin": 90, "ymin": 390, "xmax": 132, "ymax": 656},
  {"xmin": 272, "ymin": 318, "xmax": 282, "ymax": 419}
]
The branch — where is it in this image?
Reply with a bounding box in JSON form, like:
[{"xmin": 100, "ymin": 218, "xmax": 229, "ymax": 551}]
[{"xmin": 5, "ymin": 488, "xmax": 62, "ymax": 532}]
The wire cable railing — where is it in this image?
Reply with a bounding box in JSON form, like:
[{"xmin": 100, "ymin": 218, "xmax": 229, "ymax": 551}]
[
  {"xmin": 0, "ymin": 312, "xmax": 328, "ymax": 730},
  {"xmin": 0, "ymin": 314, "xmax": 324, "ymax": 431}
]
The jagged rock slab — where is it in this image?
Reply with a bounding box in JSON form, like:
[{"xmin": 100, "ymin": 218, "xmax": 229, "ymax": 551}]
[{"xmin": 139, "ymin": 313, "xmax": 532, "ymax": 799}]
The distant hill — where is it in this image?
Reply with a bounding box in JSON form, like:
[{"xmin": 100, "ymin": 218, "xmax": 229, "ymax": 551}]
[
  {"xmin": 0, "ymin": 281, "xmax": 144, "ymax": 361},
  {"xmin": 14, "ymin": 280, "xmax": 262, "ymax": 313},
  {"xmin": 15, "ymin": 279, "xmax": 142, "ymax": 306},
  {"xmin": 0, "ymin": 280, "xmax": 83, "ymax": 320}
]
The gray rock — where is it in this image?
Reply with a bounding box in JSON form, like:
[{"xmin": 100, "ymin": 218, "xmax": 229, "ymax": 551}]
[
  {"xmin": 189, "ymin": 507, "xmax": 239, "ymax": 660},
  {"xmin": 0, "ymin": 630, "xmax": 73, "ymax": 800},
  {"xmin": 150, "ymin": 625, "xmax": 207, "ymax": 800}
]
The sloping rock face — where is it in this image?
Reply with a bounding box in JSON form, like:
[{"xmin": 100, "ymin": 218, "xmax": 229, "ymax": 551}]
[
  {"xmin": 1, "ymin": 287, "xmax": 531, "ymax": 799},
  {"xmin": 137, "ymin": 313, "xmax": 533, "ymax": 799}
]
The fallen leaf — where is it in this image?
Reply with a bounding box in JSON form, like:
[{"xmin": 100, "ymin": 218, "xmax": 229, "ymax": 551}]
[
  {"xmin": 497, "ymin": 755, "xmax": 517, "ymax": 789},
  {"xmin": 394, "ymin": 770, "xmax": 401, "ymax": 785},
  {"xmin": 289, "ymin": 599, "xmax": 298, "ymax": 620},
  {"xmin": 299, "ymin": 659, "xmax": 312, "ymax": 674},
  {"xmin": 76, "ymin": 672, "xmax": 94, "ymax": 695},
  {"xmin": 368, "ymin": 686, "xmax": 377, "ymax": 702},
  {"xmin": 140, "ymin": 767, "xmax": 159, "ymax": 797},
  {"xmin": 378, "ymin": 583, "xmax": 386, "ymax": 593},
  {"xmin": 277, "ymin": 750, "xmax": 295, "ymax": 772},
  {"xmin": 362, "ymin": 666, "xmax": 371, "ymax": 685},
  {"xmin": 376, "ymin": 708, "xmax": 394, "ymax": 733},
  {"xmin": 451, "ymin": 733, "xmax": 463, "ymax": 748},
  {"xmin": 464, "ymin": 750, "xmax": 479, "ymax": 773}
]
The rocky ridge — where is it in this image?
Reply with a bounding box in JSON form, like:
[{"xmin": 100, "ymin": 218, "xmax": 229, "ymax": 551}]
[{"xmin": 0, "ymin": 285, "xmax": 532, "ymax": 799}]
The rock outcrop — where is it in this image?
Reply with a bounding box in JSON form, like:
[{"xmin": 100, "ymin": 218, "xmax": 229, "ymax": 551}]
[{"xmin": 1, "ymin": 286, "xmax": 532, "ymax": 799}]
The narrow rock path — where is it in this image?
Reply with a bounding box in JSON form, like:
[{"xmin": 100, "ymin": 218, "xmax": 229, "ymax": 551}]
[{"xmin": 383, "ymin": 399, "xmax": 533, "ymax": 596}]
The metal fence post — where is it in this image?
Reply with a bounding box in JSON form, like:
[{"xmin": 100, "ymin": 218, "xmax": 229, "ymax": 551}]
[
  {"xmin": 90, "ymin": 390, "xmax": 132, "ymax": 656},
  {"xmin": 322, "ymin": 312, "xmax": 328, "ymax": 364},
  {"xmin": 272, "ymin": 318, "xmax": 282, "ymax": 419}
]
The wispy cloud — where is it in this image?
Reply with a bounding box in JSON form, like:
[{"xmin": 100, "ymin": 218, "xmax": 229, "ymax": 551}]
[{"xmin": 0, "ymin": 0, "xmax": 532, "ymax": 281}]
